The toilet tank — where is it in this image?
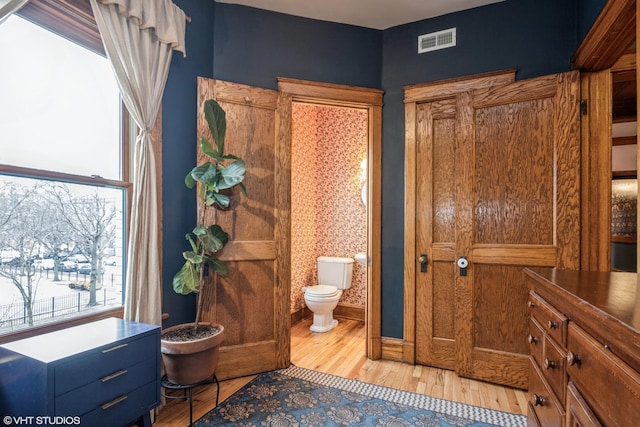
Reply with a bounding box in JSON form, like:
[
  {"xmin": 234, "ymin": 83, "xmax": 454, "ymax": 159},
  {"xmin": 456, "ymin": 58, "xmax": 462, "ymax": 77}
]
[{"xmin": 317, "ymin": 256, "xmax": 354, "ymax": 290}]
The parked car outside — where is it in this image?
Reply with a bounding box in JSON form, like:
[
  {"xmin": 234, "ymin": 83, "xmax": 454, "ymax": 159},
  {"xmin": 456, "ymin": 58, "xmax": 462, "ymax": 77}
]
[
  {"xmin": 78, "ymin": 262, "xmax": 105, "ymax": 275},
  {"xmin": 60, "ymin": 260, "xmax": 77, "ymax": 272},
  {"xmin": 103, "ymin": 256, "xmax": 119, "ymax": 266},
  {"xmin": 77, "ymin": 263, "xmax": 92, "ymax": 274}
]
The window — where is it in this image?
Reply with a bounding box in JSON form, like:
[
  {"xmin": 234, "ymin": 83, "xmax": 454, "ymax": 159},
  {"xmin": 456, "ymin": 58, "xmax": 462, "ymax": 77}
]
[{"xmin": 0, "ymin": 5, "xmax": 130, "ymax": 336}]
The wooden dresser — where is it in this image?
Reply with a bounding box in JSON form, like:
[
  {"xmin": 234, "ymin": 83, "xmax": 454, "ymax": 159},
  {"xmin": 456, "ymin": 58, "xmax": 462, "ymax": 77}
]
[
  {"xmin": 0, "ymin": 318, "xmax": 160, "ymax": 427},
  {"xmin": 524, "ymin": 268, "xmax": 640, "ymax": 427}
]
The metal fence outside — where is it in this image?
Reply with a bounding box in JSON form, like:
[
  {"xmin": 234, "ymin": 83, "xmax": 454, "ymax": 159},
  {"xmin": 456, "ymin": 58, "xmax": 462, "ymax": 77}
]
[{"xmin": 0, "ymin": 289, "xmax": 119, "ymax": 329}]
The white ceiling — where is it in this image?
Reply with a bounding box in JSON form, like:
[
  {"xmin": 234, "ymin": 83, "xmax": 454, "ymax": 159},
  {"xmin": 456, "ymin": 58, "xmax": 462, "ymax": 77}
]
[{"xmin": 215, "ymin": 0, "xmax": 507, "ymax": 30}]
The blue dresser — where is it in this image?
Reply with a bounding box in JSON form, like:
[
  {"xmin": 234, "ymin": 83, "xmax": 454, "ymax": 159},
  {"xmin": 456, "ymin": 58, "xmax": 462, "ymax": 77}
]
[{"xmin": 0, "ymin": 318, "xmax": 160, "ymax": 427}]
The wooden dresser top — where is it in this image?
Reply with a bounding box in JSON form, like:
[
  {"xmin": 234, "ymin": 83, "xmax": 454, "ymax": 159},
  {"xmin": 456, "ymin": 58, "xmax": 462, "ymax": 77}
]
[{"xmin": 524, "ymin": 267, "xmax": 640, "ymax": 370}]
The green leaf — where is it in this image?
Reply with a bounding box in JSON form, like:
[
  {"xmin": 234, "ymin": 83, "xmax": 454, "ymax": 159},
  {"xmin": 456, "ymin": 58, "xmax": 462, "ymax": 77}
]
[
  {"xmin": 200, "ymin": 224, "xmax": 228, "ymax": 253},
  {"xmin": 211, "ymin": 192, "xmax": 230, "ymax": 208},
  {"xmin": 182, "ymin": 250, "xmax": 203, "ymax": 264},
  {"xmin": 184, "ymin": 171, "xmax": 197, "ymax": 189},
  {"xmin": 200, "ymin": 136, "xmax": 222, "ymax": 161},
  {"xmin": 218, "ymin": 160, "xmax": 246, "ymax": 189},
  {"xmin": 237, "ymin": 182, "xmax": 248, "ymax": 196},
  {"xmin": 172, "ymin": 261, "xmax": 200, "ymax": 295},
  {"xmin": 190, "ymin": 163, "xmax": 220, "ymax": 186},
  {"xmin": 204, "ymin": 99, "xmax": 226, "ymax": 155},
  {"xmin": 205, "ymin": 256, "xmax": 228, "ymax": 278}
]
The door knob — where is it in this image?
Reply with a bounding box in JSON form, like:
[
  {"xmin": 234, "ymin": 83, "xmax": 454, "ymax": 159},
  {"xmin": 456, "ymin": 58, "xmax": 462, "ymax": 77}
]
[
  {"xmin": 457, "ymin": 256, "xmax": 468, "ymax": 276},
  {"xmin": 419, "ymin": 254, "xmax": 427, "ymax": 273}
]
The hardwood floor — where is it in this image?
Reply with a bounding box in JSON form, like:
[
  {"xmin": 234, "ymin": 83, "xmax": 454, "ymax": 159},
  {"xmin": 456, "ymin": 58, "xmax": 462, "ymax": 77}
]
[{"xmin": 154, "ymin": 318, "xmax": 528, "ymax": 426}]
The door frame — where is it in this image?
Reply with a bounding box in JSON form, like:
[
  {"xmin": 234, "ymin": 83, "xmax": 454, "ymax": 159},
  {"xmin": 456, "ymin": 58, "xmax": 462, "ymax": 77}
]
[
  {"xmin": 277, "ymin": 77, "xmax": 384, "ymax": 359},
  {"xmin": 402, "ymin": 69, "xmax": 517, "ymax": 364}
]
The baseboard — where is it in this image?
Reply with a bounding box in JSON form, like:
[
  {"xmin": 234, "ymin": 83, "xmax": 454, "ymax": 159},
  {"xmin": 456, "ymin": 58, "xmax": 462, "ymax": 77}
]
[
  {"xmin": 380, "ymin": 337, "xmax": 405, "ymax": 362},
  {"xmin": 291, "ymin": 303, "xmax": 365, "ymax": 325},
  {"xmin": 333, "ymin": 303, "xmax": 365, "ymax": 321},
  {"xmin": 291, "ymin": 307, "xmax": 310, "ymax": 324}
]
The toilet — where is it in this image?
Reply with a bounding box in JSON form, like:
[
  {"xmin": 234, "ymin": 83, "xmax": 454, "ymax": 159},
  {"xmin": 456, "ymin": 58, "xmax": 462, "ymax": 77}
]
[{"xmin": 303, "ymin": 256, "xmax": 354, "ymax": 333}]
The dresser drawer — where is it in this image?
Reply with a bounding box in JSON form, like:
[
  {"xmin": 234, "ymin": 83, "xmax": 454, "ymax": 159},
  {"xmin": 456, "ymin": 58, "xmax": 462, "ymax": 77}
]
[
  {"xmin": 528, "ymin": 318, "xmax": 544, "ymax": 367},
  {"xmin": 566, "ymin": 323, "xmax": 640, "ymax": 426},
  {"xmin": 529, "ymin": 293, "xmax": 567, "ymax": 346},
  {"xmin": 79, "ymin": 381, "xmax": 157, "ymax": 427},
  {"xmin": 55, "ymin": 359, "xmax": 157, "ymax": 415},
  {"xmin": 55, "ymin": 333, "xmax": 157, "ymax": 395},
  {"xmin": 542, "ymin": 334, "xmax": 566, "ymax": 404},
  {"xmin": 528, "ymin": 360, "xmax": 564, "ymax": 427}
]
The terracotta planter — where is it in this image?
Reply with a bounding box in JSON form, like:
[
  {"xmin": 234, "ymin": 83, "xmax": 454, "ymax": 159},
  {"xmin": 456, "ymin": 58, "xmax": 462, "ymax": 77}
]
[{"xmin": 161, "ymin": 323, "xmax": 225, "ymax": 385}]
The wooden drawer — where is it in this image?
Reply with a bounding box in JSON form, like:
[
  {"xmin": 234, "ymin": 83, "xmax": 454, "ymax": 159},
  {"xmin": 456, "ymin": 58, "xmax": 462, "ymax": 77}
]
[
  {"xmin": 527, "ymin": 402, "xmax": 541, "ymax": 427},
  {"xmin": 542, "ymin": 334, "xmax": 566, "ymax": 404},
  {"xmin": 78, "ymin": 381, "xmax": 158, "ymax": 427},
  {"xmin": 567, "ymin": 323, "xmax": 640, "ymax": 426},
  {"xmin": 528, "ymin": 360, "xmax": 564, "ymax": 427},
  {"xmin": 55, "ymin": 359, "xmax": 156, "ymax": 415},
  {"xmin": 529, "ymin": 293, "xmax": 567, "ymax": 346},
  {"xmin": 528, "ymin": 318, "xmax": 544, "ymax": 367},
  {"xmin": 55, "ymin": 333, "xmax": 157, "ymax": 395},
  {"xmin": 566, "ymin": 382, "xmax": 601, "ymax": 427}
]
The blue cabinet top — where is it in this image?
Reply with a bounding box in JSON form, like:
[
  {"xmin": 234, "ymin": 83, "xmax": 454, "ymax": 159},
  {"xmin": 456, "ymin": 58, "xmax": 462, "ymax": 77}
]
[{"xmin": 0, "ymin": 317, "xmax": 159, "ymax": 363}]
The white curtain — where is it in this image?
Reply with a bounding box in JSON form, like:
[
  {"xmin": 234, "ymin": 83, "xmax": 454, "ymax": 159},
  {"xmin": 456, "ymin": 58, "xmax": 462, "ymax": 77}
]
[
  {"xmin": 90, "ymin": 0, "xmax": 186, "ymax": 326},
  {"xmin": 0, "ymin": 0, "xmax": 28, "ymax": 24}
]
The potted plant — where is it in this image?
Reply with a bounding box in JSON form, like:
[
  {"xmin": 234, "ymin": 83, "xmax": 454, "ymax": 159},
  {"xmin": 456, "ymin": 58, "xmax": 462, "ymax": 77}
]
[{"xmin": 160, "ymin": 99, "xmax": 246, "ymax": 385}]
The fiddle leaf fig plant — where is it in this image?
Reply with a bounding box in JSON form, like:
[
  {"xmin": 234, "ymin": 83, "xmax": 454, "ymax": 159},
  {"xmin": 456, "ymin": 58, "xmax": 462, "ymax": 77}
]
[{"xmin": 172, "ymin": 99, "xmax": 246, "ymax": 327}]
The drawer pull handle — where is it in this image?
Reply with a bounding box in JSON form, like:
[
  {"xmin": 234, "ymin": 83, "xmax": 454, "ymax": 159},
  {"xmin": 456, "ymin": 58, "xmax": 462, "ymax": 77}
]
[
  {"xmin": 102, "ymin": 343, "xmax": 128, "ymax": 353},
  {"xmin": 566, "ymin": 351, "xmax": 581, "ymax": 366},
  {"xmin": 531, "ymin": 394, "xmax": 544, "ymax": 407},
  {"xmin": 528, "ymin": 301, "xmax": 535, "ymax": 308},
  {"xmin": 543, "ymin": 358, "xmax": 556, "ymax": 370},
  {"xmin": 527, "ymin": 334, "xmax": 537, "ymax": 344},
  {"xmin": 548, "ymin": 320, "xmax": 557, "ymax": 329},
  {"xmin": 101, "ymin": 395, "xmax": 128, "ymax": 410},
  {"xmin": 101, "ymin": 369, "xmax": 128, "ymax": 382}
]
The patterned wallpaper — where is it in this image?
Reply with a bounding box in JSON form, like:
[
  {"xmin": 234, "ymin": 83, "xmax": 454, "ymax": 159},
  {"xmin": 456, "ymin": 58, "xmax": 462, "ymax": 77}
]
[{"xmin": 291, "ymin": 103, "xmax": 367, "ymax": 312}]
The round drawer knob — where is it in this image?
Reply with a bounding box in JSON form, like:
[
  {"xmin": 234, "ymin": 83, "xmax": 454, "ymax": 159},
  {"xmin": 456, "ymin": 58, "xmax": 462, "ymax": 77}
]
[
  {"xmin": 527, "ymin": 334, "xmax": 537, "ymax": 344},
  {"xmin": 544, "ymin": 358, "xmax": 556, "ymax": 370},
  {"xmin": 548, "ymin": 320, "xmax": 558, "ymax": 329},
  {"xmin": 528, "ymin": 301, "xmax": 535, "ymax": 308},
  {"xmin": 566, "ymin": 352, "xmax": 581, "ymax": 366},
  {"xmin": 531, "ymin": 394, "xmax": 544, "ymax": 406}
]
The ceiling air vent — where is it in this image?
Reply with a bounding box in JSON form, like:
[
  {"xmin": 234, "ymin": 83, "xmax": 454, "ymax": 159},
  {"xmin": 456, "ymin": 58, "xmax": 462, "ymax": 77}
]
[{"xmin": 418, "ymin": 28, "xmax": 456, "ymax": 54}]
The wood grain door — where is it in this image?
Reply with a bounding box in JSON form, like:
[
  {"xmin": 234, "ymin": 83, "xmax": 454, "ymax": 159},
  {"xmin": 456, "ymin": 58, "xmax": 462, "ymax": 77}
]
[
  {"xmin": 414, "ymin": 97, "xmax": 458, "ymax": 370},
  {"xmin": 197, "ymin": 78, "xmax": 291, "ymax": 380},
  {"xmin": 456, "ymin": 71, "xmax": 581, "ymax": 388},
  {"xmin": 408, "ymin": 70, "xmax": 516, "ymax": 371}
]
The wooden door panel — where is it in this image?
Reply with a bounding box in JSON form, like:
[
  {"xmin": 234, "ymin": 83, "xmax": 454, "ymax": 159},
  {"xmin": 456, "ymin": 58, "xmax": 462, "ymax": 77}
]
[
  {"xmin": 457, "ymin": 71, "xmax": 580, "ymax": 389},
  {"xmin": 474, "ymin": 98, "xmax": 555, "ymax": 245},
  {"xmin": 415, "ymin": 99, "xmax": 457, "ymax": 370},
  {"xmin": 197, "ymin": 78, "xmax": 290, "ymax": 380}
]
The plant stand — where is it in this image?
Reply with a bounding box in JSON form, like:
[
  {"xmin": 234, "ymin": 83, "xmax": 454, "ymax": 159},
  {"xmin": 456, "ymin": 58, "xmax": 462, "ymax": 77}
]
[{"xmin": 161, "ymin": 374, "xmax": 219, "ymax": 427}]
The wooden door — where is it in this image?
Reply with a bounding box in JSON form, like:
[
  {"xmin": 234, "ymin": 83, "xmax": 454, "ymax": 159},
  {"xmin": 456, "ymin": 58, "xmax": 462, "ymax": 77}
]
[
  {"xmin": 407, "ymin": 70, "xmax": 516, "ymax": 370},
  {"xmin": 408, "ymin": 70, "xmax": 580, "ymax": 389},
  {"xmin": 414, "ymin": 97, "xmax": 458, "ymax": 370},
  {"xmin": 197, "ymin": 78, "xmax": 291, "ymax": 380},
  {"xmin": 456, "ymin": 71, "xmax": 581, "ymax": 388}
]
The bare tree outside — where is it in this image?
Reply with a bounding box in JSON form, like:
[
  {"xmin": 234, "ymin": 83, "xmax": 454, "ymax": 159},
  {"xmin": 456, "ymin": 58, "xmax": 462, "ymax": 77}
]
[
  {"xmin": 46, "ymin": 183, "xmax": 117, "ymax": 306},
  {"xmin": 0, "ymin": 181, "xmax": 44, "ymax": 326}
]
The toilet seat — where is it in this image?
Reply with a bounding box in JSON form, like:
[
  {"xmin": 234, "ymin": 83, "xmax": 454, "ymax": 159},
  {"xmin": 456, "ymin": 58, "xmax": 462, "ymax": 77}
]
[{"xmin": 304, "ymin": 285, "xmax": 340, "ymax": 299}]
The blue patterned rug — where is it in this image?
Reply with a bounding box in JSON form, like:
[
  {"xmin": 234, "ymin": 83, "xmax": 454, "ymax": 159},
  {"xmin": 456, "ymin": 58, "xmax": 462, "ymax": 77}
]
[{"xmin": 194, "ymin": 365, "xmax": 527, "ymax": 426}]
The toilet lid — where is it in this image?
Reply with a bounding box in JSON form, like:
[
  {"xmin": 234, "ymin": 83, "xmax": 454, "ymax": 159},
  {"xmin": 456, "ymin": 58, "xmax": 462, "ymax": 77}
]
[{"xmin": 306, "ymin": 285, "xmax": 339, "ymax": 298}]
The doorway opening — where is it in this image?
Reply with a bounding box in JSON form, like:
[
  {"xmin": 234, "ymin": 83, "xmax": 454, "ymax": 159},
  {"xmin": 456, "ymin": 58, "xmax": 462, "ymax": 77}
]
[{"xmin": 278, "ymin": 77, "xmax": 383, "ymax": 359}]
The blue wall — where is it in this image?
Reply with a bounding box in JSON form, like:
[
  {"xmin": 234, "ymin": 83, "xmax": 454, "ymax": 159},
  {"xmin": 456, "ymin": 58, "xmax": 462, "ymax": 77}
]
[
  {"xmin": 212, "ymin": 4, "xmax": 382, "ymax": 90},
  {"xmin": 379, "ymin": 0, "xmax": 578, "ymax": 337},
  {"xmin": 161, "ymin": 0, "xmax": 215, "ymax": 327},
  {"xmin": 161, "ymin": 0, "xmax": 607, "ymax": 337},
  {"xmin": 577, "ymin": 0, "xmax": 607, "ymax": 41}
]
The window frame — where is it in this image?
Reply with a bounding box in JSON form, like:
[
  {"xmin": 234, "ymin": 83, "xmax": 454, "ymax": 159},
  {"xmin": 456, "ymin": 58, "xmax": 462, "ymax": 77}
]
[{"xmin": 0, "ymin": 0, "xmax": 140, "ymax": 343}]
